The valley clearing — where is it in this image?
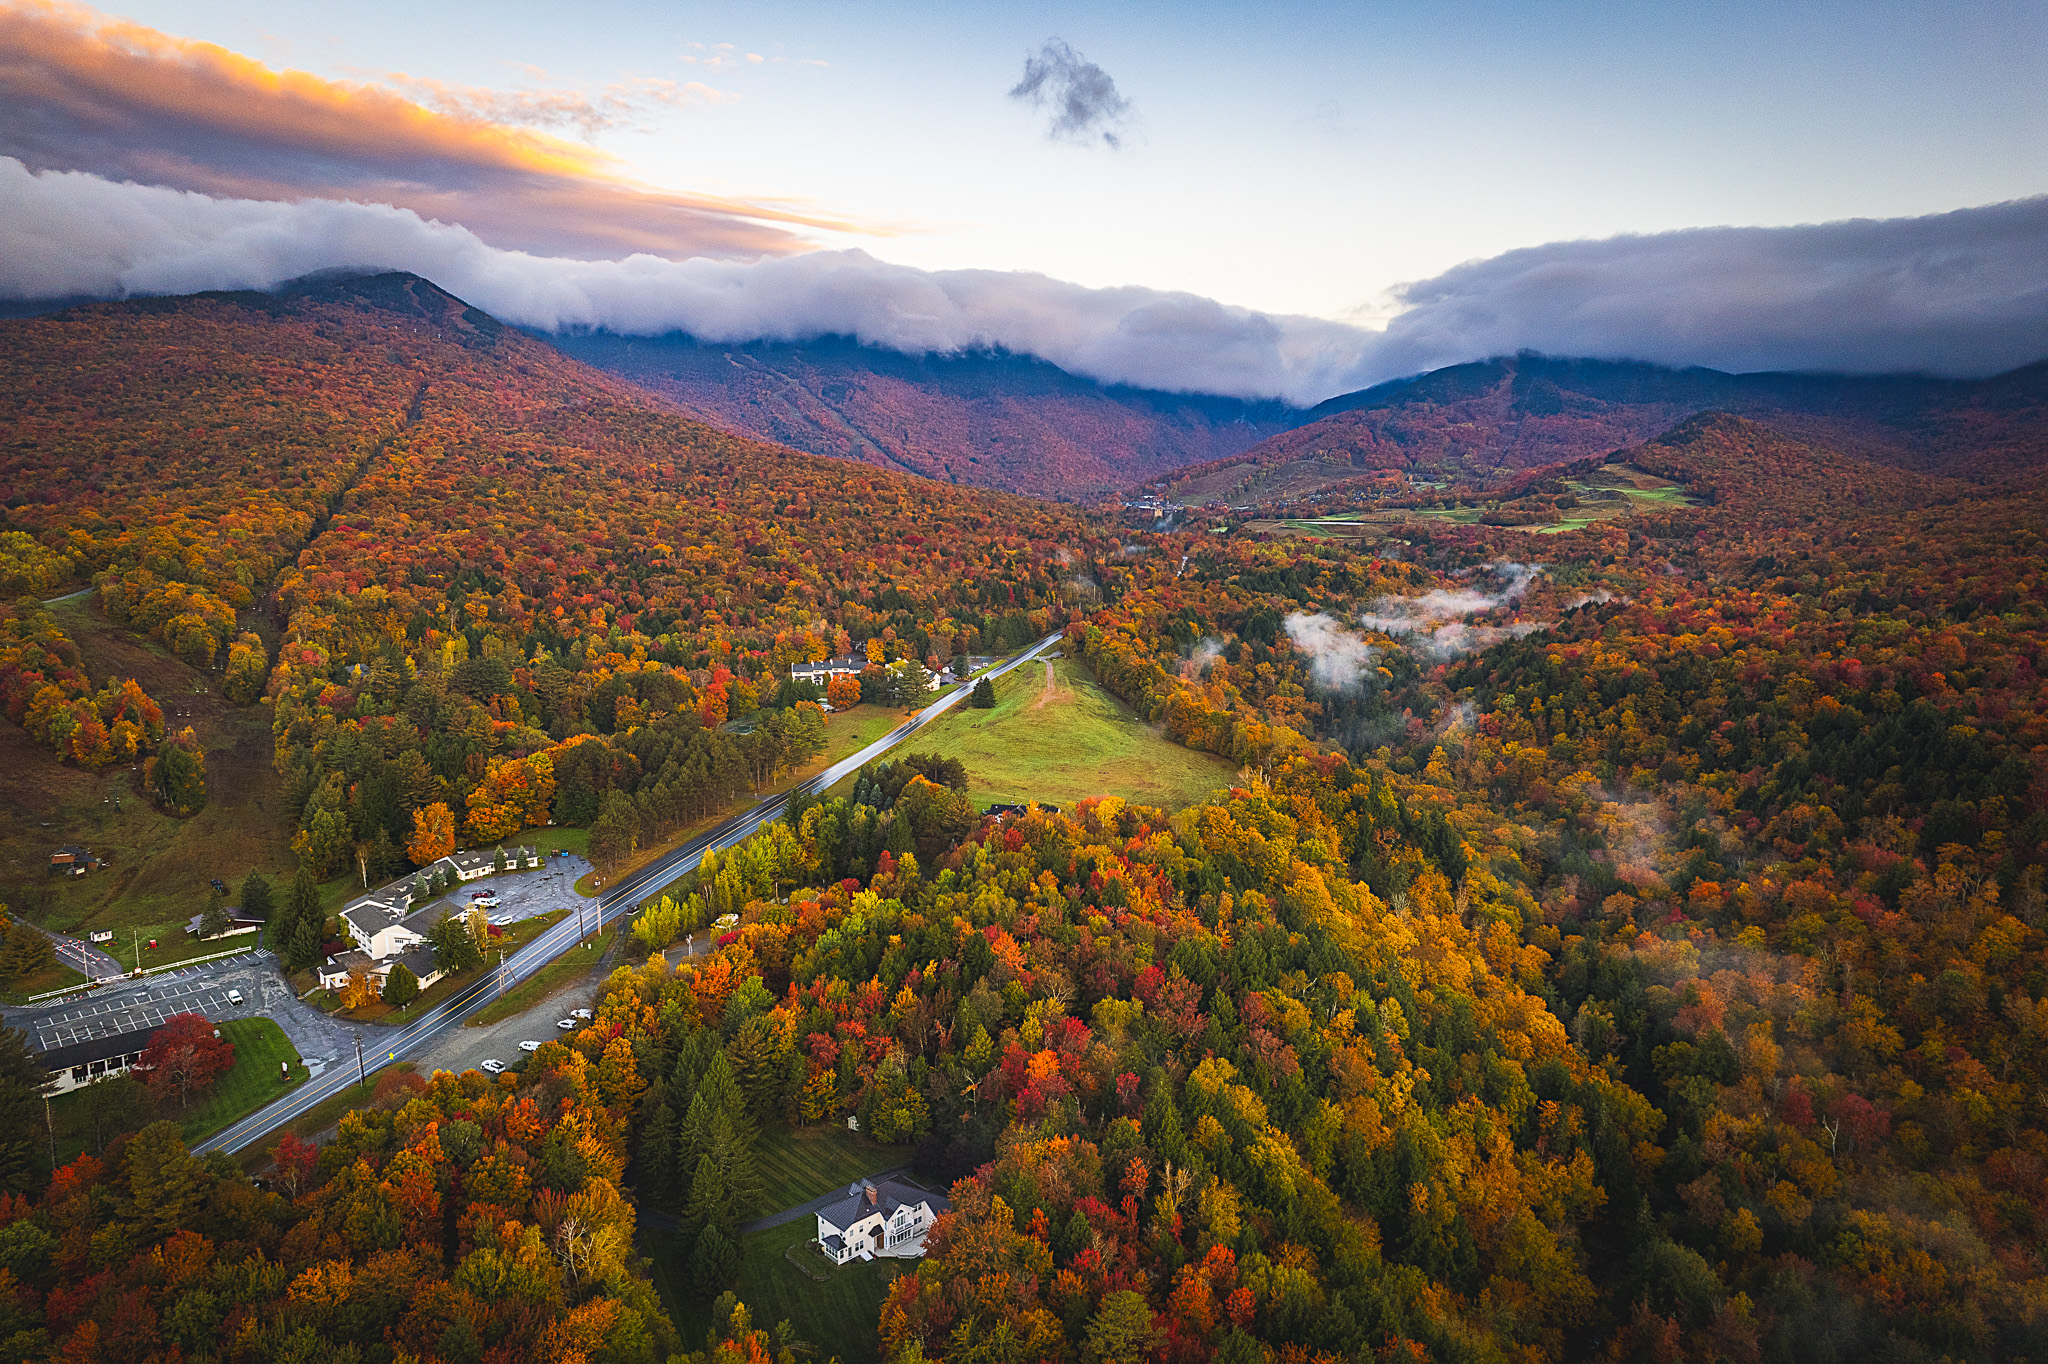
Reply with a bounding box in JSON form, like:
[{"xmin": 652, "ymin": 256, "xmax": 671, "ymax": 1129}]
[{"xmin": 885, "ymin": 656, "xmax": 1235, "ymax": 811}]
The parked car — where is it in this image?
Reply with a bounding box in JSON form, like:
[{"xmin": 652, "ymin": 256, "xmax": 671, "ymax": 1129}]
[
  {"xmin": 570, "ymin": 1008, "xmax": 592, "ymax": 1020},
  {"xmin": 470, "ymin": 892, "xmax": 500, "ymax": 909},
  {"xmin": 227, "ymin": 989, "xmax": 244, "ymax": 1007},
  {"xmin": 556, "ymin": 1018, "xmax": 576, "ymax": 1030},
  {"xmin": 479, "ymin": 1059, "xmax": 505, "ymax": 1074},
  {"xmin": 519, "ymin": 1040, "xmax": 542, "ymax": 1052}
]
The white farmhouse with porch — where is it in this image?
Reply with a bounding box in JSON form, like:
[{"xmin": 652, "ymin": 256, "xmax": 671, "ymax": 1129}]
[{"xmin": 816, "ymin": 1178, "xmax": 949, "ymax": 1263}]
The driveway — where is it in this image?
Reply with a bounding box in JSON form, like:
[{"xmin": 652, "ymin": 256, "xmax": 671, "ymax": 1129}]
[{"xmin": 47, "ymin": 932, "xmax": 124, "ymax": 982}]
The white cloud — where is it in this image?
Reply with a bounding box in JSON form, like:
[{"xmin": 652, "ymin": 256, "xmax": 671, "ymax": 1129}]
[{"xmin": 2, "ymin": 157, "xmax": 2043, "ymax": 403}]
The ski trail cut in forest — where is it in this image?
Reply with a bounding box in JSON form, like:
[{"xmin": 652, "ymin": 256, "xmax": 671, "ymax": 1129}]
[{"xmin": 263, "ymin": 380, "xmax": 428, "ymax": 616}]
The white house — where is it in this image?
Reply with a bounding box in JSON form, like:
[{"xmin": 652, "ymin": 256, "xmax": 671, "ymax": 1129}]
[
  {"xmin": 790, "ymin": 655, "xmax": 867, "ymax": 685},
  {"xmin": 816, "ymin": 1178, "xmax": 949, "ymax": 1263}
]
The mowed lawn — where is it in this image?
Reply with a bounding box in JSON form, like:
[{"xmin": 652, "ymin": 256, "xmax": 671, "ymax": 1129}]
[
  {"xmin": 886, "ymin": 657, "xmax": 1236, "ymax": 812},
  {"xmin": 47, "ymin": 1016, "xmax": 307, "ymax": 1165},
  {"xmin": 753, "ymin": 1124, "xmax": 905, "ymax": 1211},
  {"xmin": 180, "ymin": 1017, "xmax": 309, "ymax": 1143},
  {"xmin": 653, "ymin": 1218, "xmax": 903, "ymax": 1364}
]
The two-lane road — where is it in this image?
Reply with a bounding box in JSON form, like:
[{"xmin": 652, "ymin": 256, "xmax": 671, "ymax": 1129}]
[{"xmin": 196, "ymin": 631, "xmax": 1063, "ymax": 1155}]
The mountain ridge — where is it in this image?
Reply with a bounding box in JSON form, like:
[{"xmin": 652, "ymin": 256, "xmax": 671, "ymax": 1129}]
[
  {"xmin": 1156, "ymin": 350, "xmax": 2048, "ymax": 507},
  {"xmin": 546, "ymin": 328, "xmax": 1305, "ymax": 499}
]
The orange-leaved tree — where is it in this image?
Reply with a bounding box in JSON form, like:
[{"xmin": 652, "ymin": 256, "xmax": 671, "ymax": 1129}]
[{"xmin": 409, "ymin": 801, "xmax": 457, "ymax": 864}]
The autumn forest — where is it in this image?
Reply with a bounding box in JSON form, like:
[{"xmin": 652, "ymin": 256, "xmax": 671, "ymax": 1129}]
[{"xmin": 0, "ymin": 271, "xmax": 2044, "ymax": 1364}]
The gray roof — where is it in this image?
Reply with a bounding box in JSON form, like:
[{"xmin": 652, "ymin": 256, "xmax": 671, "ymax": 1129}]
[
  {"xmin": 40, "ymin": 1024, "xmax": 164, "ymax": 1072},
  {"xmin": 818, "ymin": 1179, "xmax": 949, "ymax": 1233}
]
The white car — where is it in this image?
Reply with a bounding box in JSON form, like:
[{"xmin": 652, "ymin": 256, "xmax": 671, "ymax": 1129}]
[
  {"xmin": 470, "ymin": 892, "xmax": 501, "ymax": 909},
  {"xmin": 519, "ymin": 1040, "xmax": 543, "ymax": 1052},
  {"xmin": 570, "ymin": 1008, "xmax": 592, "ymax": 1020},
  {"xmin": 556, "ymin": 1018, "xmax": 576, "ymax": 1030},
  {"xmin": 479, "ymin": 1059, "xmax": 506, "ymax": 1074}
]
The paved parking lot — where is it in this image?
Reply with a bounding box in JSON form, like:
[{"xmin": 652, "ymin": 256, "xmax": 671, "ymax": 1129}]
[
  {"xmin": 5, "ymin": 949, "xmax": 365, "ymax": 1080},
  {"xmin": 29, "ymin": 952, "xmax": 267, "ymax": 1048},
  {"xmin": 412, "ymin": 855, "xmax": 597, "ymax": 930}
]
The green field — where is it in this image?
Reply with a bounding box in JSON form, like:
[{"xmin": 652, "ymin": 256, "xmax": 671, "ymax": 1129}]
[
  {"xmin": 0, "ymin": 961, "xmax": 91, "ymax": 1005},
  {"xmin": 48, "ymin": 1016, "xmax": 307, "ymax": 1165},
  {"xmin": 863, "ymin": 657, "xmax": 1235, "ymax": 812},
  {"xmin": 753, "ymin": 1123, "xmax": 904, "ymax": 1211},
  {"xmin": 651, "ymin": 1218, "xmax": 904, "ymax": 1364},
  {"xmin": 179, "ymin": 1018, "xmax": 309, "ymax": 1143}
]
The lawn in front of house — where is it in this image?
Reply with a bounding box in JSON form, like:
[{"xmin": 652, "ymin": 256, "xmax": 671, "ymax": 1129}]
[
  {"xmin": 651, "ymin": 1218, "xmax": 903, "ymax": 1364},
  {"xmin": 753, "ymin": 1123, "xmax": 906, "ymax": 1212}
]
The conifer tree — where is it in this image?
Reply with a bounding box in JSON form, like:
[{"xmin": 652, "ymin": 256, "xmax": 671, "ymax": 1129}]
[
  {"xmin": 290, "ymin": 918, "xmax": 321, "ymax": 973},
  {"xmin": 240, "ymin": 870, "xmax": 274, "ymax": 921}
]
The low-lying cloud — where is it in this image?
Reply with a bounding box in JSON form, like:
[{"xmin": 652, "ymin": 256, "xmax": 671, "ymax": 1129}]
[
  {"xmin": 1009, "ymin": 39, "xmax": 1131, "ymax": 149},
  {"xmin": 1284, "ymin": 614, "xmax": 1379, "ymax": 690},
  {"xmin": 1371, "ymin": 200, "xmax": 2048, "ymax": 380},
  {"xmin": 1359, "ymin": 563, "xmax": 1549, "ymax": 660}
]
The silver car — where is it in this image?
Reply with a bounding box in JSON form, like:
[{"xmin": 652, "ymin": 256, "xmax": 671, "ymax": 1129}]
[
  {"xmin": 519, "ymin": 1040, "xmax": 542, "ymax": 1052},
  {"xmin": 556, "ymin": 1018, "xmax": 576, "ymax": 1030},
  {"xmin": 479, "ymin": 1059, "xmax": 505, "ymax": 1074}
]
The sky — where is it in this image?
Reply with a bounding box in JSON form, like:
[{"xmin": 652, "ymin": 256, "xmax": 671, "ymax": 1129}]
[{"xmin": 2, "ymin": 0, "xmax": 2045, "ymax": 401}]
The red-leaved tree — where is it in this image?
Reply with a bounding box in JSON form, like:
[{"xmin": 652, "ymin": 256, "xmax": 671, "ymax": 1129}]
[{"xmin": 136, "ymin": 1013, "xmax": 235, "ymax": 1110}]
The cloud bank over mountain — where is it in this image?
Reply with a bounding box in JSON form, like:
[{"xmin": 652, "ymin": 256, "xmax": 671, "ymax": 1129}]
[
  {"xmin": 4, "ymin": 1, "xmax": 2045, "ymax": 401},
  {"xmin": 4, "ymin": 156, "xmax": 2042, "ymax": 404}
]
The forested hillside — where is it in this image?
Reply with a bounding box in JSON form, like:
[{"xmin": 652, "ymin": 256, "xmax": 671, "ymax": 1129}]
[
  {"xmin": 1, "ymin": 275, "xmax": 2045, "ymax": 1363},
  {"xmin": 1157, "ymin": 353, "xmax": 2048, "ymax": 508},
  {"xmin": 551, "ymin": 331, "xmax": 1302, "ymax": 500}
]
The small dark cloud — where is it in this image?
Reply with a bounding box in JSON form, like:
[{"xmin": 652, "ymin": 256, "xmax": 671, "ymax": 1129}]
[{"xmin": 1008, "ymin": 39, "xmax": 1130, "ymax": 149}]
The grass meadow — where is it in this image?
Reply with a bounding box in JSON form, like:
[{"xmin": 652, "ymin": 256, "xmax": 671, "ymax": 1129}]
[{"xmin": 870, "ymin": 657, "xmax": 1235, "ymax": 812}]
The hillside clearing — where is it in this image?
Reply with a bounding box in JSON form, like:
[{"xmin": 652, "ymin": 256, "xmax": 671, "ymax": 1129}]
[{"xmin": 866, "ymin": 657, "xmax": 1235, "ymax": 812}]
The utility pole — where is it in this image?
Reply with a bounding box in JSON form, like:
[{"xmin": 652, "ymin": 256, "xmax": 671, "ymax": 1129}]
[
  {"xmin": 496, "ymin": 949, "xmax": 506, "ymax": 999},
  {"xmin": 353, "ymin": 1034, "xmax": 365, "ymax": 1089},
  {"xmin": 44, "ymin": 1095, "xmax": 53, "ymax": 1171}
]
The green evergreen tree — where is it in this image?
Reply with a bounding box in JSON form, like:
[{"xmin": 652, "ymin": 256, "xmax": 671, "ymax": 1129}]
[
  {"xmin": 122, "ymin": 1121, "xmax": 209, "ymax": 1235},
  {"xmin": 290, "ymin": 919, "xmax": 321, "ymax": 973},
  {"xmin": 884, "ymin": 812, "xmax": 916, "ymax": 857},
  {"xmin": 705, "ymin": 1111, "xmax": 761, "ymax": 1223},
  {"xmin": 681, "ymin": 1153, "xmax": 732, "ymax": 1246},
  {"xmin": 637, "ymin": 1093, "xmax": 678, "ymax": 1207},
  {"xmin": 688, "ymin": 1221, "xmax": 739, "ymax": 1296},
  {"xmin": 970, "ymin": 676, "xmax": 996, "ymax": 708},
  {"xmin": 199, "ymin": 899, "xmax": 231, "ymax": 940},
  {"xmin": 382, "ymin": 963, "xmax": 419, "ymax": 1006},
  {"xmin": 0, "ymin": 923, "xmax": 55, "ymax": 979},
  {"xmin": 672, "ymin": 1091, "xmax": 714, "ymax": 1212},
  {"xmin": 240, "ymin": 870, "xmax": 274, "ymax": 921},
  {"xmin": 286, "ymin": 865, "xmax": 321, "ymax": 938},
  {"xmin": 0, "ymin": 1028, "xmax": 48, "ymax": 1192}
]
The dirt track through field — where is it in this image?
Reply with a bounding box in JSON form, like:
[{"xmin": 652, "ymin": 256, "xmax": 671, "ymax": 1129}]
[{"xmin": 1033, "ymin": 659, "xmax": 1055, "ymax": 709}]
